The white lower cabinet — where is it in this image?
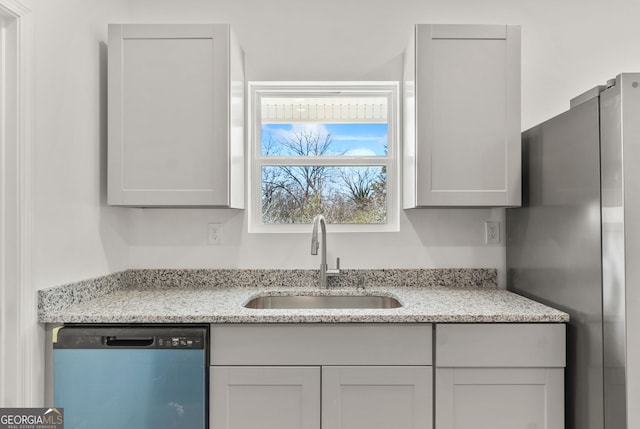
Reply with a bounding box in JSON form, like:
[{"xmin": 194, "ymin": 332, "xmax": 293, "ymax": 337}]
[
  {"xmin": 210, "ymin": 365, "xmax": 432, "ymax": 429},
  {"xmin": 435, "ymin": 324, "xmax": 566, "ymax": 429},
  {"xmin": 322, "ymin": 366, "xmax": 433, "ymax": 429},
  {"xmin": 209, "ymin": 323, "xmax": 566, "ymax": 429},
  {"xmin": 209, "ymin": 324, "xmax": 433, "ymax": 429},
  {"xmin": 435, "ymin": 367, "xmax": 563, "ymax": 429},
  {"xmin": 210, "ymin": 366, "xmax": 320, "ymax": 429}
]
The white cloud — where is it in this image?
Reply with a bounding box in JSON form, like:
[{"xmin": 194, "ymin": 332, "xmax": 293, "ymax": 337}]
[
  {"xmin": 333, "ymin": 135, "xmax": 383, "ymax": 142},
  {"xmin": 344, "ymin": 147, "xmax": 377, "ymax": 156},
  {"xmin": 271, "ymin": 124, "xmax": 331, "ymax": 141}
]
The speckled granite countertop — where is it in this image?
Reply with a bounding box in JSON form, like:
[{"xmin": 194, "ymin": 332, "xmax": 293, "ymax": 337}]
[{"xmin": 38, "ymin": 269, "xmax": 569, "ymax": 324}]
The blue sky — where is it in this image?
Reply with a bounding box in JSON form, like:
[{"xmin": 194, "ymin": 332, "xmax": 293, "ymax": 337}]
[{"xmin": 261, "ymin": 123, "xmax": 388, "ymax": 156}]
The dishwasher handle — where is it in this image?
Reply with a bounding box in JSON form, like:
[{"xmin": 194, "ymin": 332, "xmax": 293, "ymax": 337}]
[{"xmin": 104, "ymin": 336, "xmax": 154, "ymax": 347}]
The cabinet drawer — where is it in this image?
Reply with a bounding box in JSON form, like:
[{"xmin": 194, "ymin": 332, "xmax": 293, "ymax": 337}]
[
  {"xmin": 211, "ymin": 324, "xmax": 432, "ymax": 366},
  {"xmin": 436, "ymin": 324, "xmax": 565, "ymax": 367}
]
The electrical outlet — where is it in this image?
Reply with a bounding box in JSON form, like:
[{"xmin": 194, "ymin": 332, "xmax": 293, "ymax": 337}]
[
  {"xmin": 485, "ymin": 221, "xmax": 500, "ymax": 244},
  {"xmin": 208, "ymin": 223, "xmax": 222, "ymax": 245}
]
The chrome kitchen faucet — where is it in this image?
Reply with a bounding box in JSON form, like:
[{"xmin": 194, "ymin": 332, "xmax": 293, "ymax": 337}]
[{"xmin": 310, "ymin": 214, "xmax": 340, "ymax": 288}]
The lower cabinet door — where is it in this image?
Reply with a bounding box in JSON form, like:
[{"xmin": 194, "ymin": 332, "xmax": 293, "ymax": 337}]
[
  {"xmin": 435, "ymin": 367, "xmax": 564, "ymax": 429},
  {"xmin": 322, "ymin": 366, "xmax": 433, "ymax": 429},
  {"xmin": 210, "ymin": 366, "xmax": 320, "ymax": 429}
]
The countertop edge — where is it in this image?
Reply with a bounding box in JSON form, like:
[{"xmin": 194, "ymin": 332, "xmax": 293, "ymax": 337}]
[{"xmin": 38, "ymin": 283, "xmax": 570, "ymax": 325}]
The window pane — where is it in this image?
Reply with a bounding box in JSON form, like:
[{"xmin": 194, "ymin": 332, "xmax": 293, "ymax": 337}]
[
  {"xmin": 261, "ymin": 123, "xmax": 388, "ymax": 157},
  {"xmin": 261, "ymin": 165, "xmax": 387, "ymax": 224}
]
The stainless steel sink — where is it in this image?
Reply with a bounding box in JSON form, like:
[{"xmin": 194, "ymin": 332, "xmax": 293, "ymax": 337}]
[{"xmin": 244, "ymin": 294, "xmax": 402, "ymax": 309}]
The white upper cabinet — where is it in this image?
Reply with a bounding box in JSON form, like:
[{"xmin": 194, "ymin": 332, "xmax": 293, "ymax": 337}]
[
  {"xmin": 403, "ymin": 24, "xmax": 521, "ymax": 207},
  {"xmin": 108, "ymin": 24, "xmax": 244, "ymax": 207}
]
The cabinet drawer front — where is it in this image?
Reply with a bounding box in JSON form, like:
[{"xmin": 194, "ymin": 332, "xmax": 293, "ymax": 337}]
[
  {"xmin": 436, "ymin": 324, "xmax": 565, "ymax": 367},
  {"xmin": 211, "ymin": 324, "xmax": 432, "ymax": 366}
]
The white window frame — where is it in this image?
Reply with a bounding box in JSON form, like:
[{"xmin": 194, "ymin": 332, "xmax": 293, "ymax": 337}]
[{"xmin": 248, "ymin": 82, "xmax": 399, "ymax": 233}]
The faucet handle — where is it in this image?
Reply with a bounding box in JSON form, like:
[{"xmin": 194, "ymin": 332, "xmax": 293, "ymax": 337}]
[{"xmin": 326, "ymin": 257, "xmax": 341, "ymax": 276}]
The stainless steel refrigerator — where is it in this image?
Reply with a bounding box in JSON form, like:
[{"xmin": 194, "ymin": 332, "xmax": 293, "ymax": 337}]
[{"xmin": 507, "ymin": 73, "xmax": 640, "ymax": 429}]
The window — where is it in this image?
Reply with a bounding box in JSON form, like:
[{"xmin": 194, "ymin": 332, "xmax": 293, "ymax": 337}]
[{"xmin": 248, "ymin": 82, "xmax": 399, "ymax": 233}]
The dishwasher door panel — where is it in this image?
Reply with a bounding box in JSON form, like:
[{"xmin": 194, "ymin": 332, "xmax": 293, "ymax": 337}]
[{"xmin": 54, "ymin": 348, "xmax": 206, "ymax": 429}]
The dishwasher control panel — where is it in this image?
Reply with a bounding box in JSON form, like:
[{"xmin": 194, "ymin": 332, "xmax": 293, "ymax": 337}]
[
  {"xmin": 157, "ymin": 336, "xmax": 204, "ymax": 349},
  {"xmin": 53, "ymin": 325, "xmax": 208, "ymax": 350}
]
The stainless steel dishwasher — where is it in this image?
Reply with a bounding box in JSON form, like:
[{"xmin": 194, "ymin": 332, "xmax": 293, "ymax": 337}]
[{"xmin": 53, "ymin": 325, "xmax": 208, "ymax": 429}]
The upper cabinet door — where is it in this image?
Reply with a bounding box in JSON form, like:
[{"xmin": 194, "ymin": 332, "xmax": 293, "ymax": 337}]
[
  {"xmin": 404, "ymin": 24, "xmax": 521, "ymax": 207},
  {"xmin": 108, "ymin": 24, "xmax": 244, "ymax": 207}
]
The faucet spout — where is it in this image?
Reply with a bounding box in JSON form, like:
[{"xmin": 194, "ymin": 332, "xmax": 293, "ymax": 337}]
[
  {"xmin": 311, "ymin": 218, "xmax": 320, "ymax": 255},
  {"xmin": 310, "ymin": 214, "xmax": 339, "ymax": 288}
]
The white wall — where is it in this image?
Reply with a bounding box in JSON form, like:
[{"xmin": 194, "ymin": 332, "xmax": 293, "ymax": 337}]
[
  {"xmin": 122, "ymin": 0, "xmax": 640, "ymax": 288},
  {"xmin": 32, "ymin": 0, "xmax": 130, "ymax": 289},
  {"xmin": 123, "ymin": 0, "xmax": 509, "ymax": 285},
  {"xmin": 31, "ymin": 0, "xmax": 640, "ymax": 292},
  {"xmin": 12, "ymin": 0, "xmax": 133, "ymax": 408},
  {"xmin": 128, "ymin": 0, "xmax": 640, "ymax": 129}
]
